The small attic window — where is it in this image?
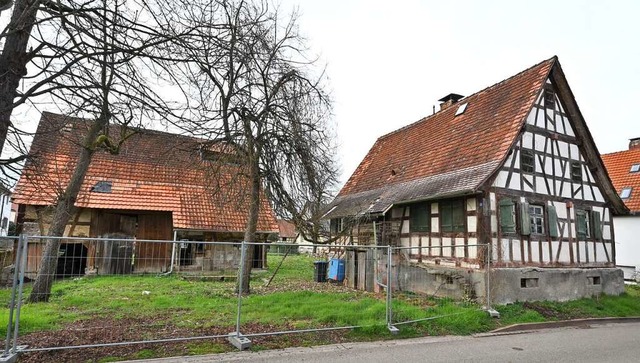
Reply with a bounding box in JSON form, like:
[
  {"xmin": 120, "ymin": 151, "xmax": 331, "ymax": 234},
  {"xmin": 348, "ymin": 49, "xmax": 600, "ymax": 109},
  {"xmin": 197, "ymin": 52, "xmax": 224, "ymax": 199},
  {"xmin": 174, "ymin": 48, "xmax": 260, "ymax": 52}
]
[
  {"xmin": 544, "ymin": 89, "xmax": 555, "ymax": 110},
  {"xmin": 630, "ymin": 164, "xmax": 640, "ymax": 173},
  {"xmin": 620, "ymin": 187, "xmax": 632, "ymax": 199},
  {"xmin": 91, "ymin": 181, "xmax": 112, "ymax": 193},
  {"xmin": 62, "ymin": 123, "xmax": 73, "ymax": 132},
  {"xmin": 455, "ymin": 103, "xmax": 468, "ymax": 116}
]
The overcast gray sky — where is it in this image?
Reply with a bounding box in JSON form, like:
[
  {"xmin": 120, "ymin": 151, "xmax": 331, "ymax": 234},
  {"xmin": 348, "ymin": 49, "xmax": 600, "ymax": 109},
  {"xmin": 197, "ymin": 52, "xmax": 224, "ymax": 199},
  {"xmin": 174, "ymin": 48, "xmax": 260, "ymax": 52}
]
[{"xmin": 278, "ymin": 0, "xmax": 640, "ymax": 185}]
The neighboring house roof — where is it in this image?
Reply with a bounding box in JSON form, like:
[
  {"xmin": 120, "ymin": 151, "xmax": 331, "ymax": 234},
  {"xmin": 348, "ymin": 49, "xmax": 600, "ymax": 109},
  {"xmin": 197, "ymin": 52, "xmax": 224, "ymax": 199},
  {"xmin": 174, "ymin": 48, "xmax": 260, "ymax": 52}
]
[
  {"xmin": 277, "ymin": 219, "xmax": 297, "ymax": 239},
  {"xmin": 602, "ymin": 143, "xmax": 640, "ymax": 213},
  {"xmin": 13, "ymin": 112, "xmax": 279, "ymax": 232},
  {"xmin": 326, "ymin": 56, "xmax": 626, "ymax": 219}
]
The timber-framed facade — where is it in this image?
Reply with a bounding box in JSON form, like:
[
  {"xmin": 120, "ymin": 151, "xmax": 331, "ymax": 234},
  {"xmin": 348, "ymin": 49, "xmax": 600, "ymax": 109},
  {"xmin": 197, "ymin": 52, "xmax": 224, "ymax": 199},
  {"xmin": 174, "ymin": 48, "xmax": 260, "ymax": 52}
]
[{"xmin": 325, "ymin": 57, "xmax": 627, "ymax": 303}]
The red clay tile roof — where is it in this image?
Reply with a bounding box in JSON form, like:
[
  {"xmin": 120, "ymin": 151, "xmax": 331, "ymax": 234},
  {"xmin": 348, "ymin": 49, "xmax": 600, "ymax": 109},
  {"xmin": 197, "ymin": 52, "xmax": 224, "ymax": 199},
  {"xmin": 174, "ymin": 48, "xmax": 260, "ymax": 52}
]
[
  {"xmin": 325, "ymin": 58, "xmax": 555, "ymax": 218},
  {"xmin": 277, "ymin": 219, "xmax": 297, "ymax": 239},
  {"xmin": 13, "ymin": 112, "xmax": 278, "ymax": 232},
  {"xmin": 602, "ymin": 147, "xmax": 640, "ymax": 213}
]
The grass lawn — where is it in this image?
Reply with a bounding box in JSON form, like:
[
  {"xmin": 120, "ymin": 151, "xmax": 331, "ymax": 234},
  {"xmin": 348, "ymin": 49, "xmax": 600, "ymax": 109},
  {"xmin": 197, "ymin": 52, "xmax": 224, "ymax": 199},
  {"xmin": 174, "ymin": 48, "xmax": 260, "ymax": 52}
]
[{"xmin": 1, "ymin": 253, "xmax": 639, "ymax": 362}]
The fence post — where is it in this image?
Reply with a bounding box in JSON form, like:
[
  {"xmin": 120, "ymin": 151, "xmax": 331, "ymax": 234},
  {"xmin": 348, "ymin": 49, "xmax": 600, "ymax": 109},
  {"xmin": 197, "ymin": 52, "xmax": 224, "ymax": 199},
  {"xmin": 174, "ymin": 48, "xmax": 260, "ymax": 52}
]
[
  {"xmin": 228, "ymin": 241, "xmax": 251, "ymax": 350},
  {"xmin": 3, "ymin": 235, "xmax": 23, "ymax": 357},
  {"xmin": 386, "ymin": 245, "xmax": 398, "ymax": 334},
  {"xmin": 485, "ymin": 241, "xmax": 499, "ymax": 318},
  {"xmin": 11, "ymin": 234, "xmax": 29, "ymax": 354}
]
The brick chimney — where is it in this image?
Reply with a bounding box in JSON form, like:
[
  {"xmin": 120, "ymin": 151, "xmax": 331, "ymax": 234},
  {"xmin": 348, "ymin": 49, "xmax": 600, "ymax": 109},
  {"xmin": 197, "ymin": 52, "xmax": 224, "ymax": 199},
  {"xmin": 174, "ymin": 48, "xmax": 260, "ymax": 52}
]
[
  {"xmin": 630, "ymin": 137, "xmax": 640, "ymax": 150},
  {"xmin": 438, "ymin": 93, "xmax": 464, "ymax": 111}
]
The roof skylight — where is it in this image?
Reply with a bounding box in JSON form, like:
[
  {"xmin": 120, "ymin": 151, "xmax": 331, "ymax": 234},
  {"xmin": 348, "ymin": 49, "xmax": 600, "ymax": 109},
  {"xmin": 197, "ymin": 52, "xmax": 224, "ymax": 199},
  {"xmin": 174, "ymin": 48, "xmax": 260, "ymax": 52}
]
[
  {"xmin": 455, "ymin": 103, "xmax": 468, "ymax": 116},
  {"xmin": 620, "ymin": 187, "xmax": 632, "ymax": 199},
  {"xmin": 631, "ymin": 164, "xmax": 640, "ymax": 173}
]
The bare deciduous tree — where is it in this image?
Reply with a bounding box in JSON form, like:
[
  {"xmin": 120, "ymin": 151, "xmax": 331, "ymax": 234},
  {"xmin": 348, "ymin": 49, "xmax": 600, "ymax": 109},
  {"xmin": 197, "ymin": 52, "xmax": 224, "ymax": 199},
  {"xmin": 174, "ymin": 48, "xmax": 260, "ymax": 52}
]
[
  {"xmin": 160, "ymin": 0, "xmax": 338, "ymax": 293},
  {"xmin": 17, "ymin": 0, "xmax": 189, "ymax": 302}
]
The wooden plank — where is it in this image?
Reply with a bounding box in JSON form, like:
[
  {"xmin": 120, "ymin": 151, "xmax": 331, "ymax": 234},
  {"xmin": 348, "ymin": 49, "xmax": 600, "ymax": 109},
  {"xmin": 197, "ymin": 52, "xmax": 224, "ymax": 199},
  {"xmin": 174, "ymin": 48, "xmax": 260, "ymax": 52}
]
[
  {"xmin": 357, "ymin": 251, "xmax": 366, "ymax": 291},
  {"xmin": 365, "ymin": 249, "xmax": 375, "ymax": 292}
]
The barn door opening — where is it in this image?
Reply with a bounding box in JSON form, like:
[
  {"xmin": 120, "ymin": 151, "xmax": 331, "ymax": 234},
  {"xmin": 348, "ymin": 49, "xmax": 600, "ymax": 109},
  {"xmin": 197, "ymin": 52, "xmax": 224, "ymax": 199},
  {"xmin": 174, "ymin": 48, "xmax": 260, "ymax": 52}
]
[{"xmin": 56, "ymin": 243, "xmax": 88, "ymax": 278}]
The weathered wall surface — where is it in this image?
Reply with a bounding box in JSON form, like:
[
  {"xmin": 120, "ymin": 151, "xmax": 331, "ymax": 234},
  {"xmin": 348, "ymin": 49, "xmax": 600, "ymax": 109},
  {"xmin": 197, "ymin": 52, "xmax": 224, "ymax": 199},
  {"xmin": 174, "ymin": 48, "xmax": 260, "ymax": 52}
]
[
  {"xmin": 394, "ymin": 262, "xmax": 624, "ymax": 304},
  {"xmin": 489, "ymin": 267, "xmax": 624, "ymax": 304}
]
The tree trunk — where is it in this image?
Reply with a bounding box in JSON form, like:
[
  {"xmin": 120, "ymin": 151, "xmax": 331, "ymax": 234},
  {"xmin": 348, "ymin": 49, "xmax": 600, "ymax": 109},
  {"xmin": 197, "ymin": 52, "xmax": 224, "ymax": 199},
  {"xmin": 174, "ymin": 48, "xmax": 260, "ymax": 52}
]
[
  {"xmin": 27, "ymin": 116, "xmax": 108, "ymax": 303},
  {"xmin": 238, "ymin": 151, "xmax": 260, "ymax": 294},
  {"xmin": 0, "ymin": 0, "xmax": 40, "ymax": 151}
]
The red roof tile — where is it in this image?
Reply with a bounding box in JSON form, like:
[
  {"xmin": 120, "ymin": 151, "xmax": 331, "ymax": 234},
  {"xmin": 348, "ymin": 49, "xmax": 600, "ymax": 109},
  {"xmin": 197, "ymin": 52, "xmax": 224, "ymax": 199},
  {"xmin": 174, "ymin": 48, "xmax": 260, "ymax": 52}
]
[
  {"xmin": 277, "ymin": 219, "xmax": 297, "ymax": 239},
  {"xmin": 602, "ymin": 147, "xmax": 640, "ymax": 213},
  {"xmin": 326, "ymin": 58, "xmax": 555, "ymax": 218},
  {"xmin": 13, "ymin": 112, "xmax": 279, "ymax": 232}
]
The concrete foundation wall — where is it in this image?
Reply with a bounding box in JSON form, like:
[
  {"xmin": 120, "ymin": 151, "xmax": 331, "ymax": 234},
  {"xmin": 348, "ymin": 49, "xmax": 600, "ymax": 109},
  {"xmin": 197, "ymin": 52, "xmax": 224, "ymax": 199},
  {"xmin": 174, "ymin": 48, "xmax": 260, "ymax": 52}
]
[
  {"xmin": 396, "ymin": 262, "xmax": 624, "ymax": 305},
  {"xmin": 489, "ymin": 267, "xmax": 624, "ymax": 304},
  {"xmin": 397, "ymin": 264, "xmax": 486, "ymax": 301}
]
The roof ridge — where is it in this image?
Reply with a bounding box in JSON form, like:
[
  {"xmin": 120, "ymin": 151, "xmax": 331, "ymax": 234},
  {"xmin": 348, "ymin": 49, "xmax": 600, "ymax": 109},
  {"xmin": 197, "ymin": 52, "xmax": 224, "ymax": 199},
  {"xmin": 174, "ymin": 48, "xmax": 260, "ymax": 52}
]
[
  {"xmin": 41, "ymin": 111, "xmax": 221, "ymax": 145},
  {"xmin": 602, "ymin": 148, "xmax": 640, "ymax": 157},
  {"xmin": 376, "ymin": 56, "xmax": 557, "ymax": 141}
]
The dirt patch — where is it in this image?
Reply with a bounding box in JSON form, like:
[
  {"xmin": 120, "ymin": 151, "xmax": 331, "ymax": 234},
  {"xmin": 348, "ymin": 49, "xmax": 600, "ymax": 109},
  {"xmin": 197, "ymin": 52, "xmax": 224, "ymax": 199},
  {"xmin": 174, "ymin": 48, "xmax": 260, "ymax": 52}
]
[
  {"xmin": 17, "ymin": 317, "xmax": 350, "ymax": 362},
  {"xmin": 522, "ymin": 302, "xmax": 586, "ymax": 321}
]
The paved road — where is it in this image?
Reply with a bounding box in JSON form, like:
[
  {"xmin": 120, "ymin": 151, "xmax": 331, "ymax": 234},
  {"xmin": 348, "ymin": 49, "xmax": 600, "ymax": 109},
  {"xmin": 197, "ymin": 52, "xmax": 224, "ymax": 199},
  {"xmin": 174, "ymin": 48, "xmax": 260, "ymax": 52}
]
[{"xmin": 126, "ymin": 322, "xmax": 640, "ymax": 363}]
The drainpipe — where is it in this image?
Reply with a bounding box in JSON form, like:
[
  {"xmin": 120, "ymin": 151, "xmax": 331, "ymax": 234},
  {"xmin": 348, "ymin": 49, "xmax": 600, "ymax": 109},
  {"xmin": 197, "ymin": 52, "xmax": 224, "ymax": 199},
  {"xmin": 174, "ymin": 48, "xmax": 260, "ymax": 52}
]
[{"xmin": 162, "ymin": 230, "xmax": 178, "ymax": 276}]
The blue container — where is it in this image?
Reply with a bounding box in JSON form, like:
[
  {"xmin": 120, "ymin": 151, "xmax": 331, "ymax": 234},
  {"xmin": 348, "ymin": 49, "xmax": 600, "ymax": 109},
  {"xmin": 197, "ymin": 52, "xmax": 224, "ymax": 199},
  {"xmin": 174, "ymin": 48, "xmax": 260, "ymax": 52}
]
[{"xmin": 328, "ymin": 258, "xmax": 345, "ymax": 282}]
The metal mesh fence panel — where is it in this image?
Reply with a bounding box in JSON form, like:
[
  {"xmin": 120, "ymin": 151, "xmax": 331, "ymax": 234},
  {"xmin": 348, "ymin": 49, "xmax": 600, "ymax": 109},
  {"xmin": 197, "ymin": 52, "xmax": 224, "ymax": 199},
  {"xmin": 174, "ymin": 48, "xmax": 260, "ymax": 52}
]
[
  {"xmin": 388, "ymin": 243, "xmax": 489, "ymax": 329},
  {"xmin": 4, "ymin": 237, "xmax": 394, "ymax": 357}
]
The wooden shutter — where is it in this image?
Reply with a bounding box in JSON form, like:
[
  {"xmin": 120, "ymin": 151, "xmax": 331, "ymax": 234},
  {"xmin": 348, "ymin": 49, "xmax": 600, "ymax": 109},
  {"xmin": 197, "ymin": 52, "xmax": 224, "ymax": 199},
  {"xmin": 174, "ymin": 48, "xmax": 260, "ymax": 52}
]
[
  {"xmin": 410, "ymin": 203, "xmax": 430, "ymax": 232},
  {"xmin": 452, "ymin": 200, "xmax": 465, "ymax": 232},
  {"xmin": 547, "ymin": 205, "xmax": 559, "ymax": 238},
  {"xmin": 520, "ymin": 202, "xmax": 531, "ymax": 236},
  {"xmin": 576, "ymin": 210, "xmax": 587, "ymax": 240},
  {"xmin": 499, "ymin": 199, "xmax": 515, "ymax": 233},
  {"xmin": 441, "ymin": 202, "xmax": 452, "ymax": 232},
  {"xmin": 592, "ymin": 211, "xmax": 602, "ymax": 240}
]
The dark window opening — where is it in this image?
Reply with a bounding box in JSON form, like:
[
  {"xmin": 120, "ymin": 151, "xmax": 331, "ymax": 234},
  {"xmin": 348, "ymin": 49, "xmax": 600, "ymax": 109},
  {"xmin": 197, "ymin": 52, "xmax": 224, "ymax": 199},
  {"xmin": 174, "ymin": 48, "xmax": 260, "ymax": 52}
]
[
  {"xmin": 588, "ymin": 276, "xmax": 601, "ymax": 285},
  {"xmin": 521, "ymin": 277, "xmax": 539, "ymax": 288},
  {"xmin": 570, "ymin": 161, "xmax": 582, "ymax": 182},
  {"xmin": 330, "ymin": 218, "xmax": 343, "ymax": 235},
  {"xmin": 91, "ymin": 180, "xmax": 112, "ymax": 193},
  {"xmin": 440, "ymin": 199, "xmax": 465, "ymax": 233},
  {"xmin": 410, "ymin": 202, "xmax": 430, "ymax": 233},
  {"xmin": 520, "ymin": 149, "xmax": 535, "ymax": 173},
  {"xmin": 544, "ymin": 89, "xmax": 555, "ymax": 111}
]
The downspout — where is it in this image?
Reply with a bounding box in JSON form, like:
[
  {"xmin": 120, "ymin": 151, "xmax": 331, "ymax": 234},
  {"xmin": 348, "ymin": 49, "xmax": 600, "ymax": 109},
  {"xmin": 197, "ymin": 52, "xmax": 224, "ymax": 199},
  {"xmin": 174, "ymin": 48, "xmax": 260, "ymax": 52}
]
[{"xmin": 162, "ymin": 229, "xmax": 178, "ymax": 276}]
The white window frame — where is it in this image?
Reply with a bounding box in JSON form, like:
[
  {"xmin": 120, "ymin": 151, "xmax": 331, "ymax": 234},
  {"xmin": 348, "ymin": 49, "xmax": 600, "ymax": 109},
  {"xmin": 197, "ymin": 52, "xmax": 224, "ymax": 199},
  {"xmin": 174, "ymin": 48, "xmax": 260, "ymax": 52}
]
[{"xmin": 529, "ymin": 205, "xmax": 545, "ymax": 235}]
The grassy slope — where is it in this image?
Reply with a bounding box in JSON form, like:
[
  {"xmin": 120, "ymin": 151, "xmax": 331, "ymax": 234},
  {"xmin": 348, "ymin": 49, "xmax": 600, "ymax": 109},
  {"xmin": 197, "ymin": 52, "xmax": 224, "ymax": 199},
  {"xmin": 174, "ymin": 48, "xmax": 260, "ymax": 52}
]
[{"xmin": 1, "ymin": 254, "xmax": 639, "ymax": 359}]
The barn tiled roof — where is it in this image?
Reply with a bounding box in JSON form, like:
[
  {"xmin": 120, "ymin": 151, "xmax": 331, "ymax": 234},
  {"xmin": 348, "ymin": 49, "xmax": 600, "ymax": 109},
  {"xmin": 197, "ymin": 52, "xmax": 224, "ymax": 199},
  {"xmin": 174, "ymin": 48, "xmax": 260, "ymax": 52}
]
[
  {"xmin": 277, "ymin": 219, "xmax": 297, "ymax": 239},
  {"xmin": 325, "ymin": 58, "xmax": 555, "ymax": 219},
  {"xmin": 13, "ymin": 112, "xmax": 279, "ymax": 232},
  {"xmin": 602, "ymin": 145, "xmax": 640, "ymax": 213}
]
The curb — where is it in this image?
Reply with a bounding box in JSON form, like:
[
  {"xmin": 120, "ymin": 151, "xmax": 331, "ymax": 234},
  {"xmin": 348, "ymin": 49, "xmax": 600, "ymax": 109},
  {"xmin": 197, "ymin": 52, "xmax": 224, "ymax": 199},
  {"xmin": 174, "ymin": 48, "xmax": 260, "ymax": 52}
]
[{"xmin": 480, "ymin": 316, "xmax": 640, "ymax": 335}]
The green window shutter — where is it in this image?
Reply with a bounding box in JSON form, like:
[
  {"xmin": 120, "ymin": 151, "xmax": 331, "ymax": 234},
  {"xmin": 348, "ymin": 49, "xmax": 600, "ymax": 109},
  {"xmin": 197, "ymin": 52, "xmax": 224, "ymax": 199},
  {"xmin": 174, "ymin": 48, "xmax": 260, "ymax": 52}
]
[
  {"xmin": 592, "ymin": 211, "xmax": 602, "ymax": 240},
  {"xmin": 499, "ymin": 199, "xmax": 515, "ymax": 233},
  {"xmin": 410, "ymin": 203, "xmax": 430, "ymax": 232},
  {"xmin": 441, "ymin": 202, "xmax": 452, "ymax": 232},
  {"xmin": 452, "ymin": 200, "xmax": 465, "ymax": 232},
  {"xmin": 520, "ymin": 202, "xmax": 531, "ymax": 236},
  {"xmin": 547, "ymin": 205, "xmax": 559, "ymax": 238},
  {"xmin": 576, "ymin": 210, "xmax": 587, "ymax": 240}
]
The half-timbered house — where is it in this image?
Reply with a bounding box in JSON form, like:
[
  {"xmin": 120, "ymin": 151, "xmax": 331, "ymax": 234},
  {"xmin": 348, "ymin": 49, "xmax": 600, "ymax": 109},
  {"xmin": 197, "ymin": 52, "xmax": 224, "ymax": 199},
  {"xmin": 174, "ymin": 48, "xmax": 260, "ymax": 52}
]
[
  {"xmin": 13, "ymin": 112, "xmax": 278, "ymax": 277},
  {"xmin": 325, "ymin": 57, "xmax": 627, "ymax": 303},
  {"xmin": 602, "ymin": 138, "xmax": 640, "ymax": 281}
]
